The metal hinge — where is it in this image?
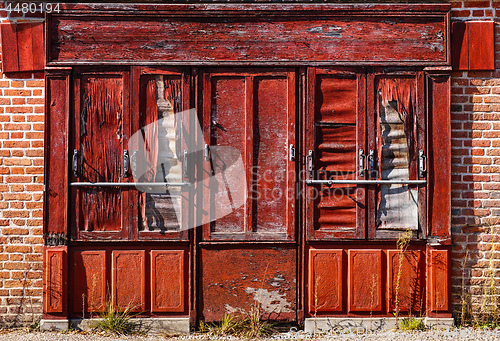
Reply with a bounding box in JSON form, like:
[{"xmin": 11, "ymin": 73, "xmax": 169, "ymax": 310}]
[{"xmin": 289, "ymin": 144, "xmax": 295, "ymax": 162}]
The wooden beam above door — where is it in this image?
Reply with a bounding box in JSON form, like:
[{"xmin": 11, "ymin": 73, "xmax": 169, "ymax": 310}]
[{"xmin": 46, "ymin": 3, "xmax": 450, "ymax": 66}]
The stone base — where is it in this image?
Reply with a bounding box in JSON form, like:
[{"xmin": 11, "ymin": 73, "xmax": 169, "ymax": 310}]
[
  {"xmin": 40, "ymin": 319, "xmax": 69, "ymax": 331},
  {"xmin": 69, "ymin": 317, "xmax": 190, "ymax": 334},
  {"xmin": 304, "ymin": 317, "xmax": 455, "ymax": 333}
]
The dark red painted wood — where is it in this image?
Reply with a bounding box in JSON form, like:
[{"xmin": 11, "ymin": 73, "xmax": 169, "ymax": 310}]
[
  {"xmin": 112, "ymin": 250, "xmax": 146, "ymax": 312},
  {"xmin": 44, "ymin": 69, "xmax": 70, "ymax": 242},
  {"xmin": 427, "ymin": 74, "xmax": 451, "ymax": 238},
  {"xmin": 17, "ymin": 23, "xmax": 34, "ymax": 72},
  {"xmin": 0, "ymin": 23, "xmax": 44, "ymax": 72},
  {"xmin": 427, "ymin": 247, "xmax": 451, "ymax": 315},
  {"xmin": 47, "ymin": 4, "xmax": 450, "ymax": 66},
  {"xmin": 348, "ymin": 249, "xmax": 382, "ymax": 312},
  {"xmin": 468, "ymin": 21, "xmax": 495, "ymax": 71},
  {"xmin": 72, "ymin": 70, "xmax": 130, "ymax": 240},
  {"xmin": 0, "ymin": 23, "xmax": 19, "ymax": 72},
  {"xmin": 306, "ymin": 68, "xmax": 365, "ymax": 240},
  {"xmin": 452, "ymin": 21, "xmax": 468, "ymax": 71},
  {"xmin": 202, "ymin": 69, "xmax": 295, "ymax": 241},
  {"xmin": 200, "ymin": 246, "xmax": 296, "ymax": 322},
  {"xmin": 151, "ymin": 250, "xmax": 187, "ymax": 313},
  {"xmin": 72, "ymin": 250, "xmax": 106, "ymax": 314},
  {"xmin": 387, "ymin": 250, "xmax": 423, "ymax": 313},
  {"xmin": 43, "ymin": 246, "xmax": 67, "ymax": 317},
  {"xmin": 308, "ymin": 249, "xmax": 343, "ymax": 313}
]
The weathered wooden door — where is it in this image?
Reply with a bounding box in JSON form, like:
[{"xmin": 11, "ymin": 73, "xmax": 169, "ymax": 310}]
[
  {"xmin": 199, "ymin": 68, "xmax": 297, "ymax": 321},
  {"xmin": 305, "ymin": 69, "xmax": 430, "ymax": 316}
]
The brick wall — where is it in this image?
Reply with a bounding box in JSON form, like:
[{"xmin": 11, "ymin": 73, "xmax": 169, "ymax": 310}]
[
  {"xmin": 0, "ymin": 5, "xmax": 44, "ymax": 326},
  {"xmin": 0, "ymin": 0, "xmax": 499, "ymax": 327},
  {"xmin": 449, "ymin": 0, "xmax": 500, "ymax": 322}
]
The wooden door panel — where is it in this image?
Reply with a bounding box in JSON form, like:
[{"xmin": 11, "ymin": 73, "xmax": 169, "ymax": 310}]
[
  {"xmin": 306, "ymin": 69, "xmax": 365, "ymax": 240},
  {"xmin": 72, "ymin": 70, "xmax": 130, "ymax": 240},
  {"xmin": 72, "ymin": 250, "xmax": 106, "ymax": 314},
  {"xmin": 253, "ymin": 76, "xmax": 293, "ymax": 235},
  {"xmin": 151, "ymin": 250, "xmax": 187, "ymax": 313},
  {"xmin": 387, "ymin": 250, "xmax": 423, "ymax": 313},
  {"xmin": 207, "ymin": 75, "xmax": 247, "ymax": 236},
  {"xmin": 112, "ymin": 250, "xmax": 146, "ymax": 312},
  {"xmin": 80, "ymin": 75, "xmax": 124, "ymax": 232},
  {"xmin": 308, "ymin": 249, "xmax": 344, "ymax": 313},
  {"xmin": 203, "ymin": 69, "xmax": 295, "ymax": 241},
  {"xmin": 348, "ymin": 250, "xmax": 383, "ymax": 312}
]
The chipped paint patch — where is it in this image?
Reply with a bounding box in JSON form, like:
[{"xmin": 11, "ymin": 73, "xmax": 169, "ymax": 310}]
[{"xmin": 245, "ymin": 287, "xmax": 293, "ymax": 314}]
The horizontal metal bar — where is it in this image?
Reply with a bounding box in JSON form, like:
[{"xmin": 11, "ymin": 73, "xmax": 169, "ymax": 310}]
[
  {"xmin": 305, "ymin": 179, "xmax": 427, "ymax": 185},
  {"xmin": 70, "ymin": 182, "xmax": 190, "ymax": 187}
]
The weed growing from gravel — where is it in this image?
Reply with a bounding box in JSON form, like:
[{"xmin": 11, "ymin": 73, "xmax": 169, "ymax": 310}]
[
  {"xmin": 397, "ymin": 317, "xmax": 426, "ymax": 331},
  {"xmin": 92, "ymin": 301, "xmax": 141, "ymax": 335}
]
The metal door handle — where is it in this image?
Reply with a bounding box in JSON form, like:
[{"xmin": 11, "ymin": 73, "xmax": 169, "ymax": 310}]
[
  {"xmin": 183, "ymin": 150, "xmax": 188, "ymax": 178},
  {"xmin": 289, "ymin": 144, "xmax": 296, "ymax": 162},
  {"xmin": 359, "ymin": 149, "xmax": 368, "ymax": 177},
  {"xmin": 419, "ymin": 150, "xmax": 427, "ymax": 178},
  {"xmin": 131, "ymin": 150, "xmax": 137, "ymax": 178},
  {"xmin": 204, "ymin": 144, "xmax": 210, "ymax": 161},
  {"xmin": 72, "ymin": 149, "xmax": 79, "ymax": 177},
  {"xmin": 368, "ymin": 149, "xmax": 376, "ymax": 178},
  {"xmin": 306, "ymin": 150, "xmax": 313, "ymax": 178},
  {"xmin": 123, "ymin": 150, "xmax": 130, "ymax": 178}
]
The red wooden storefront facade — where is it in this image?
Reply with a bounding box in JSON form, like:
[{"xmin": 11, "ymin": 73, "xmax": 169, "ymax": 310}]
[{"xmin": 43, "ymin": 3, "xmax": 452, "ymax": 329}]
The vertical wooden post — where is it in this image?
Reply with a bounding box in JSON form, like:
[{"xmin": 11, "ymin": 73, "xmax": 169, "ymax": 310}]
[{"xmin": 42, "ymin": 68, "xmax": 71, "ymax": 327}]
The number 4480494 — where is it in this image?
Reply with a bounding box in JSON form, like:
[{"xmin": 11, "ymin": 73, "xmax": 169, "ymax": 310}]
[{"xmin": 6, "ymin": 2, "xmax": 60, "ymax": 14}]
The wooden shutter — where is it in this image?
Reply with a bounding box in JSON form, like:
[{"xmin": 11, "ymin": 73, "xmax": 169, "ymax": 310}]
[
  {"xmin": 0, "ymin": 22, "xmax": 44, "ymax": 72},
  {"xmin": 305, "ymin": 68, "xmax": 366, "ymax": 240}
]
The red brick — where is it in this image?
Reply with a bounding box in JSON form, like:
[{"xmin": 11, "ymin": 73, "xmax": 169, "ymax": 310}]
[
  {"xmin": 25, "ymin": 80, "xmax": 44, "ymax": 87},
  {"xmin": 10, "ymin": 132, "xmax": 24, "ymax": 139},
  {"xmin": 3, "ymin": 159, "xmax": 30, "ymax": 166},
  {"xmin": 26, "ymin": 115, "xmax": 44, "ymax": 122},
  {"xmin": 463, "ymin": 1, "xmax": 490, "ymax": 8},
  {"xmin": 451, "ymin": 10, "xmax": 471, "ymax": 17},
  {"xmin": 25, "ymin": 132, "xmax": 43, "ymax": 139},
  {"xmin": 3, "ymin": 141, "xmax": 29, "ymax": 149},
  {"xmin": 6, "ymin": 107, "xmax": 33, "ymax": 114},
  {"xmin": 3, "ymin": 123, "xmax": 31, "ymax": 131},
  {"xmin": 5, "ymin": 176, "xmax": 32, "ymax": 183},
  {"xmin": 4, "ymin": 245, "xmax": 31, "ymax": 253},
  {"xmin": 11, "ymin": 150, "xmax": 24, "ymax": 157},
  {"xmin": 3, "ymin": 90, "xmax": 30, "ymax": 97},
  {"xmin": 26, "ymin": 220, "xmax": 42, "ymax": 227},
  {"xmin": 10, "ymin": 167, "xmax": 24, "ymax": 175}
]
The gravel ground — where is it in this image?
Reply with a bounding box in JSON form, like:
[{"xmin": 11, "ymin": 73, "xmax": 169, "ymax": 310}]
[{"xmin": 0, "ymin": 328, "xmax": 499, "ymax": 341}]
